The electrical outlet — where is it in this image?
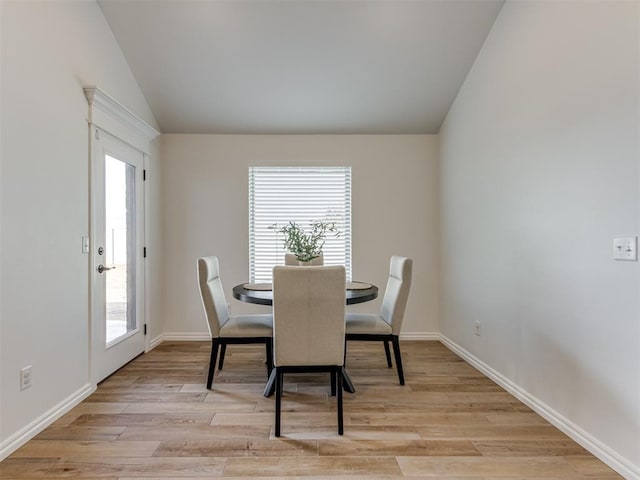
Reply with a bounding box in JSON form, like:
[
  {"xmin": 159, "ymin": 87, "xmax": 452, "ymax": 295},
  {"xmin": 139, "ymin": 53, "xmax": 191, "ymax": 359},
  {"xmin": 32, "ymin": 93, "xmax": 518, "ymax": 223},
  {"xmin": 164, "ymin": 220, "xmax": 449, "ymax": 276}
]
[
  {"xmin": 474, "ymin": 320, "xmax": 481, "ymax": 336},
  {"xmin": 20, "ymin": 366, "xmax": 32, "ymax": 390},
  {"xmin": 613, "ymin": 237, "xmax": 637, "ymax": 261}
]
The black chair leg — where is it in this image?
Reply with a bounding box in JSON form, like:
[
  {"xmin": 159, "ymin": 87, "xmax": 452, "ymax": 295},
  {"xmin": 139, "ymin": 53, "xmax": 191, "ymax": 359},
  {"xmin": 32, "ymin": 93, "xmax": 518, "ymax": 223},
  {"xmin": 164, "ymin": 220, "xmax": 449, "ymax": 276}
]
[
  {"xmin": 383, "ymin": 341, "xmax": 392, "ymax": 368},
  {"xmin": 337, "ymin": 367, "xmax": 344, "ymax": 435},
  {"xmin": 391, "ymin": 335, "xmax": 405, "ymax": 385},
  {"xmin": 275, "ymin": 368, "xmax": 283, "ymax": 437},
  {"xmin": 330, "ymin": 371, "xmax": 336, "ymax": 397},
  {"xmin": 207, "ymin": 339, "xmax": 220, "ymax": 389},
  {"xmin": 265, "ymin": 338, "xmax": 273, "ymax": 377},
  {"xmin": 218, "ymin": 343, "xmax": 227, "ymax": 370},
  {"xmin": 343, "ymin": 340, "xmax": 347, "ymax": 366}
]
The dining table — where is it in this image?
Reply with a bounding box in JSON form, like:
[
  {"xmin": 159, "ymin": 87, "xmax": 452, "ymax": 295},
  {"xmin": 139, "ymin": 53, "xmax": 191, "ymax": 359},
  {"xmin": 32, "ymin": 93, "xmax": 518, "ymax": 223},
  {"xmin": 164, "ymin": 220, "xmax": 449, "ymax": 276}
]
[{"xmin": 232, "ymin": 280, "xmax": 378, "ymax": 397}]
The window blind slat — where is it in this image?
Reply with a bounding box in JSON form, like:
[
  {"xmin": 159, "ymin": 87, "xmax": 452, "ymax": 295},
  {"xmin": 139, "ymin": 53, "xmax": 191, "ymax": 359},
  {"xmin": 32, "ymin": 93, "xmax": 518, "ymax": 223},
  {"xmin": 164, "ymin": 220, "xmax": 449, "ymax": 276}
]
[{"xmin": 249, "ymin": 166, "xmax": 352, "ymax": 282}]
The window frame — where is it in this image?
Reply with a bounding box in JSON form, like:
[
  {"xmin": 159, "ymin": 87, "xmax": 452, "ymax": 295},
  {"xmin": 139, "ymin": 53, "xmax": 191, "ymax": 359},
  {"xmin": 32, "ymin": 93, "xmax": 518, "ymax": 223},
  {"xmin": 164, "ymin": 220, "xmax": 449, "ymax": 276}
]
[{"xmin": 248, "ymin": 166, "xmax": 352, "ymax": 282}]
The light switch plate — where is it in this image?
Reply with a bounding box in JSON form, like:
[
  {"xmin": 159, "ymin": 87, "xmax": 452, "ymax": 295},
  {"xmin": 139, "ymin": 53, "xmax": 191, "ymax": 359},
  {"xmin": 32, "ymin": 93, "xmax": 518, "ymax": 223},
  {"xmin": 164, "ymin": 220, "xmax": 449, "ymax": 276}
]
[{"xmin": 613, "ymin": 237, "xmax": 637, "ymax": 261}]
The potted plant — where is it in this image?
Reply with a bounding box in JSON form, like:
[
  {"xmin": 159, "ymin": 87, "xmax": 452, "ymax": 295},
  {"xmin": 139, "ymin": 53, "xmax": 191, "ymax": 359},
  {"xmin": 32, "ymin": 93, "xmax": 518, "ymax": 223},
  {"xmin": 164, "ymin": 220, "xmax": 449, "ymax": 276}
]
[{"xmin": 276, "ymin": 221, "xmax": 340, "ymax": 263}]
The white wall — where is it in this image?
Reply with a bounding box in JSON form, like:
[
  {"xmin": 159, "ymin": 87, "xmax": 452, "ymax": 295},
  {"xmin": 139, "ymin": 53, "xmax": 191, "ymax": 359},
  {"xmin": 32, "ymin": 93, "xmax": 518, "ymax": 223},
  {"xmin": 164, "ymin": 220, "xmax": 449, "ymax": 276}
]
[
  {"xmin": 161, "ymin": 134, "xmax": 439, "ymax": 339},
  {"xmin": 439, "ymin": 1, "xmax": 639, "ymax": 477},
  {"xmin": 0, "ymin": 0, "xmax": 159, "ymax": 454}
]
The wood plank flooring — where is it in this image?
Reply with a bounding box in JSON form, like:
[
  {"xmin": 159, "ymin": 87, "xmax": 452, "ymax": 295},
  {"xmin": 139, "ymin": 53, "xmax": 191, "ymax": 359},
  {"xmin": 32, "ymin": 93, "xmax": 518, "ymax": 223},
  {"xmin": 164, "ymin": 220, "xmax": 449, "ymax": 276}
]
[{"xmin": 0, "ymin": 341, "xmax": 622, "ymax": 479}]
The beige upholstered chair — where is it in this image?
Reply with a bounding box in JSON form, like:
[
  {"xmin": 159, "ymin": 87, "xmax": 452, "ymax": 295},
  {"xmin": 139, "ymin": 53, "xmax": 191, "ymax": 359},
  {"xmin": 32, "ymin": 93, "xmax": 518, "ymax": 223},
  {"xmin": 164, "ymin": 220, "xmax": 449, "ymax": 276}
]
[
  {"xmin": 284, "ymin": 253, "xmax": 324, "ymax": 266},
  {"xmin": 197, "ymin": 256, "xmax": 273, "ymax": 389},
  {"xmin": 345, "ymin": 256, "xmax": 412, "ymax": 385},
  {"xmin": 272, "ymin": 265, "xmax": 346, "ymax": 436}
]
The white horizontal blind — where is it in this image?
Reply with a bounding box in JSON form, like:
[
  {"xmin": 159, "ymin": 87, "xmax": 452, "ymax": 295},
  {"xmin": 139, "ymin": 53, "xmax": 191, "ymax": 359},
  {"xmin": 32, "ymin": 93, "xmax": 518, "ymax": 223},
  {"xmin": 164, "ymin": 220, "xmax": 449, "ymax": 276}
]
[{"xmin": 249, "ymin": 166, "xmax": 352, "ymax": 282}]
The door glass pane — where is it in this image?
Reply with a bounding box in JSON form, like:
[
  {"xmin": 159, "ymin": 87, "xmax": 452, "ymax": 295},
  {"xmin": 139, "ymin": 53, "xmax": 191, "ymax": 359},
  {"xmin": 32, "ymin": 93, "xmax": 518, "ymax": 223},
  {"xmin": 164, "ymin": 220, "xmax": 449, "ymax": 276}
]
[{"xmin": 105, "ymin": 155, "xmax": 136, "ymax": 344}]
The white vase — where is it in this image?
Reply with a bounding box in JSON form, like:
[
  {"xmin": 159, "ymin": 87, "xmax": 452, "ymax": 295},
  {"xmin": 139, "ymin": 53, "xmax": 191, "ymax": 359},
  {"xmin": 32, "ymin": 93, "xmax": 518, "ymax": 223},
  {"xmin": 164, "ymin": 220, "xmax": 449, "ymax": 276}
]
[
  {"xmin": 299, "ymin": 253, "xmax": 324, "ymax": 266},
  {"xmin": 285, "ymin": 252, "xmax": 324, "ymax": 266}
]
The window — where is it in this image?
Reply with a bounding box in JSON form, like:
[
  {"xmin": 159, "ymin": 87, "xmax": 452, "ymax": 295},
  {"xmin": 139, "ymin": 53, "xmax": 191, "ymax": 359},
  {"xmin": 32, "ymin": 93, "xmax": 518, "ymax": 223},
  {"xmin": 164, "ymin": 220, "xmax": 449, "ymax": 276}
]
[{"xmin": 249, "ymin": 166, "xmax": 352, "ymax": 282}]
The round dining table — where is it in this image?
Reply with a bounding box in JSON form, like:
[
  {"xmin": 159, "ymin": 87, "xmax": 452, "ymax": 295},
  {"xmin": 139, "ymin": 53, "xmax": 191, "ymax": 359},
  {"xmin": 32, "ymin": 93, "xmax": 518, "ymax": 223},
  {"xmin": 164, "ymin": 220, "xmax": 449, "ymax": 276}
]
[
  {"xmin": 232, "ymin": 281, "xmax": 378, "ymax": 306},
  {"xmin": 232, "ymin": 280, "xmax": 378, "ymax": 397}
]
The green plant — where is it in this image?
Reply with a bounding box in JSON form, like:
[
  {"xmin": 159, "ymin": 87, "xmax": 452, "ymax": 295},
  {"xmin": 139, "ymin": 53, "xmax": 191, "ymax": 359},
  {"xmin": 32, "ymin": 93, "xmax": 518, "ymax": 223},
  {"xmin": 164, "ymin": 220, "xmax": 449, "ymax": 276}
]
[{"xmin": 276, "ymin": 221, "xmax": 340, "ymax": 262}]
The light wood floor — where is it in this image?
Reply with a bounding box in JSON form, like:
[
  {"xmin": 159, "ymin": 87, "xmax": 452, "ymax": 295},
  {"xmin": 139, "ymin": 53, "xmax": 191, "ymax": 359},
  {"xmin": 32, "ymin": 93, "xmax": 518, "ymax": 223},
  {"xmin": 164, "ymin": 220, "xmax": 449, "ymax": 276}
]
[{"xmin": 0, "ymin": 341, "xmax": 622, "ymax": 479}]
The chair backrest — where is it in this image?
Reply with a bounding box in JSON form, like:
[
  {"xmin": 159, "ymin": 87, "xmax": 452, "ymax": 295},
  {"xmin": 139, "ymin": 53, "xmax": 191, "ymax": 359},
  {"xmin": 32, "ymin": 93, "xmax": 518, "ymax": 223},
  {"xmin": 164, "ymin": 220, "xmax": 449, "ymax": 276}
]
[
  {"xmin": 284, "ymin": 253, "xmax": 324, "ymax": 266},
  {"xmin": 197, "ymin": 256, "xmax": 230, "ymax": 338},
  {"xmin": 272, "ymin": 265, "xmax": 345, "ymax": 367},
  {"xmin": 379, "ymin": 256, "xmax": 413, "ymax": 335}
]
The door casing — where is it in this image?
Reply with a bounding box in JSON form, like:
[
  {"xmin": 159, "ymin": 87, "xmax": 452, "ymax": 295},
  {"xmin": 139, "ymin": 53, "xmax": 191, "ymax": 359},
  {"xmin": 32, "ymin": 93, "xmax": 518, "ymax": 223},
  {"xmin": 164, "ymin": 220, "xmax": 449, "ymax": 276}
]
[{"xmin": 89, "ymin": 126, "xmax": 146, "ymax": 384}]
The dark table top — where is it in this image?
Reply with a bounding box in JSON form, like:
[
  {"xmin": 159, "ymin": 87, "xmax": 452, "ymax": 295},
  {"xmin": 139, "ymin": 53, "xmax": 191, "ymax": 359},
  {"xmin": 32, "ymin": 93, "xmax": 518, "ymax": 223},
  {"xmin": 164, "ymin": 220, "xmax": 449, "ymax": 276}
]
[{"xmin": 232, "ymin": 281, "xmax": 378, "ymax": 306}]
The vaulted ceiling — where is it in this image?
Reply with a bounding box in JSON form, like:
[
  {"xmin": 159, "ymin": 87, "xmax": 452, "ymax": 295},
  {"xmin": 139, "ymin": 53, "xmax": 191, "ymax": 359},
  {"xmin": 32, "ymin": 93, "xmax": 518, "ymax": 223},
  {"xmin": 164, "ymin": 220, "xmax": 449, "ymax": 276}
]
[{"xmin": 98, "ymin": 0, "xmax": 504, "ymax": 134}]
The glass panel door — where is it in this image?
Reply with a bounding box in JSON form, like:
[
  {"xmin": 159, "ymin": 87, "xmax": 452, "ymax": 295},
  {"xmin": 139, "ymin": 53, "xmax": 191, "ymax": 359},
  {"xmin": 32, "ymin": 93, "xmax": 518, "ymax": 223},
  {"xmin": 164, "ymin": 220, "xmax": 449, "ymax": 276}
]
[
  {"xmin": 105, "ymin": 155, "xmax": 137, "ymax": 344},
  {"xmin": 92, "ymin": 129, "xmax": 145, "ymax": 383}
]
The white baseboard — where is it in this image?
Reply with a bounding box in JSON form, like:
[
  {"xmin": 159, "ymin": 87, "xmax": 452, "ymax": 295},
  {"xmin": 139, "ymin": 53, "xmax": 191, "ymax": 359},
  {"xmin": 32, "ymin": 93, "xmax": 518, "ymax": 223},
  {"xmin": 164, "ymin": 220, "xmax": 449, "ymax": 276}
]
[
  {"xmin": 0, "ymin": 383, "xmax": 95, "ymax": 461},
  {"xmin": 400, "ymin": 332, "xmax": 440, "ymax": 341},
  {"xmin": 148, "ymin": 334, "xmax": 165, "ymax": 350},
  {"xmin": 438, "ymin": 334, "xmax": 639, "ymax": 480},
  {"xmin": 162, "ymin": 332, "xmax": 210, "ymax": 342}
]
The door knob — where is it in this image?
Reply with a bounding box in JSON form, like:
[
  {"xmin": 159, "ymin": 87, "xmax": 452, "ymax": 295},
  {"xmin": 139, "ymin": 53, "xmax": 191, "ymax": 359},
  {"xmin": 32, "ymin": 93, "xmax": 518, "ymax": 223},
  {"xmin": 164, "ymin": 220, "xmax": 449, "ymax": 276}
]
[{"xmin": 97, "ymin": 265, "xmax": 116, "ymax": 274}]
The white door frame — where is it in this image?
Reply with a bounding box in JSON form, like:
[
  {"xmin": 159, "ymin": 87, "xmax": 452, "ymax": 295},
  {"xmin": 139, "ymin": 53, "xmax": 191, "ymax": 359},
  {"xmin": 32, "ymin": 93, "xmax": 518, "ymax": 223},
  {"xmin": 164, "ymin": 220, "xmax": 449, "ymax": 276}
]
[
  {"xmin": 85, "ymin": 87, "xmax": 159, "ymax": 386},
  {"xmin": 90, "ymin": 127, "xmax": 145, "ymax": 383}
]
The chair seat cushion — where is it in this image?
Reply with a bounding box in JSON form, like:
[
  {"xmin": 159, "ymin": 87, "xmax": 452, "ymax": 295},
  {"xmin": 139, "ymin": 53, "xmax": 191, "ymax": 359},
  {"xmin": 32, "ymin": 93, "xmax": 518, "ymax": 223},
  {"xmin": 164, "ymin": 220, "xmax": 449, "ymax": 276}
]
[
  {"xmin": 345, "ymin": 313, "xmax": 392, "ymax": 335},
  {"xmin": 220, "ymin": 314, "xmax": 273, "ymax": 337}
]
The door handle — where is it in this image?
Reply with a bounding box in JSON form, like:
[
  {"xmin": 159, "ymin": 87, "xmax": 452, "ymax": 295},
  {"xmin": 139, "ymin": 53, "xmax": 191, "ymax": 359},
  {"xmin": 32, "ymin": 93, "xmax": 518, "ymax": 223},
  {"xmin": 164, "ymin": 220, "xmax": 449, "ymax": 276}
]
[{"xmin": 97, "ymin": 265, "xmax": 116, "ymax": 274}]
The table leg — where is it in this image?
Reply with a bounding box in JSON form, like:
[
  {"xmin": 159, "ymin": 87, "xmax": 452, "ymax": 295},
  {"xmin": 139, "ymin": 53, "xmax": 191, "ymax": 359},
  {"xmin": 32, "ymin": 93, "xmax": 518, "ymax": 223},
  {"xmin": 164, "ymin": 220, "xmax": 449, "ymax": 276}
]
[
  {"xmin": 342, "ymin": 367, "xmax": 356, "ymax": 394},
  {"xmin": 263, "ymin": 369, "xmax": 276, "ymax": 397},
  {"xmin": 263, "ymin": 367, "xmax": 355, "ymax": 397}
]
